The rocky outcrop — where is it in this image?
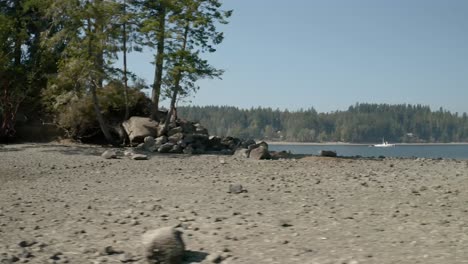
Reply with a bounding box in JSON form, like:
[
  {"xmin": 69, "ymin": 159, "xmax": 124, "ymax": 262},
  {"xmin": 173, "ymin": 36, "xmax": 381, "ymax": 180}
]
[{"xmin": 121, "ymin": 117, "xmax": 268, "ymax": 157}]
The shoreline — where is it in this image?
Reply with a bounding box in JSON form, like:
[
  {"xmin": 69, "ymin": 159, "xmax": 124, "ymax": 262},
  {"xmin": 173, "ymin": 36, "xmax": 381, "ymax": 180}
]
[{"xmin": 267, "ymin": 141, "xmax": 468, "ymax": 146}]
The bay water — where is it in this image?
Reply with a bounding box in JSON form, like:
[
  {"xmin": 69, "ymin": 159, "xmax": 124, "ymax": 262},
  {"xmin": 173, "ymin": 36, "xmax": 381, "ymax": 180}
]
[{"xmin": 269, "ymin": 144, "xmax": 468, "ymax": 160}]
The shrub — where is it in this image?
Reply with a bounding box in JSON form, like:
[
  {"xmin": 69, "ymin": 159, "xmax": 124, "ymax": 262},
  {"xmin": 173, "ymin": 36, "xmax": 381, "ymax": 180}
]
[{"xmin": 46, "ymin": 81, "xmax": 150, "ymax": 140}]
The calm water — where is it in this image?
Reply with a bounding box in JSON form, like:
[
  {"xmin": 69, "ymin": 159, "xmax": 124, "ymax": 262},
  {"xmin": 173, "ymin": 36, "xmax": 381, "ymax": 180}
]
[{"xmin": 269, "ymin": 144, "xmax": 468, "ymax": 160}]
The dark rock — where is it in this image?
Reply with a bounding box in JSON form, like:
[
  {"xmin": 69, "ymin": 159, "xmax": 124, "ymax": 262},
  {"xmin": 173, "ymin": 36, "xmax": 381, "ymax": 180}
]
[
  {"xmin": 208, "ymin": 136, "xmax": 223, "ymax": 150},
  {"xmin": 18, "ymin": 240, "xmax": 36, "ymax": 248},
  {"xmin": 102, "ymin": 246, "xmax": 124, "ymax": 255},
  {"xmin": 240, "ymin": 139, "xmax": 256, "ymax": 149},
  {"xmin": 142, "ymin": 227, "xmax": 185, "ymax": 264},
  {"xmin": 270, "ymin": 151, "xmax": 293, "ymax": 160},
  {"xmin": 179, "ymin": 121, "xmax": 196, "ymax": 134},
  {"xmin": 158, "ymin": 143, "xmax": 175, "ymax": 153},
  {"xmin": 168, "ymin": 133, "xmax": 184, "ymax": 143},
  {"xmin": 319, "ymin": 150, "xmax": 337, "ymax": 157},
  {"xmin": 143, "ymin": 136, "xmax": 157, "ymax": 152},
  {"xmin": 168, "ymin": 127, "xmax": 183, "ymax": 137},
  {"xmin": 221, "ymin": 137, "xmax": 241, "ymax": 150}
]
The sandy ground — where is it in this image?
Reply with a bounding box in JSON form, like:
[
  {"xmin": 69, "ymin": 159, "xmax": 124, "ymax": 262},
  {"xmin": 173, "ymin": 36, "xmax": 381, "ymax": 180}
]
[{"xmin": 1, "ymin": 143, "xmax": 468, "ymax": 264}]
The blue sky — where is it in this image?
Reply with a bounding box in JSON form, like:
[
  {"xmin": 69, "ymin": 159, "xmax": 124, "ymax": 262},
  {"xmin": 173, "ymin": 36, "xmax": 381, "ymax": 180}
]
[{"xmin": 126, "ymin": 0, "xmax": 468, "ymax": 113}]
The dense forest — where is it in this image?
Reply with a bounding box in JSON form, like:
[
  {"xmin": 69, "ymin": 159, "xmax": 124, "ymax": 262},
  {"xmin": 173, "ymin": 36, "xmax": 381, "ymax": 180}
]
[
  {"xmin": 178, "ymin": 104, "xmax": 468, "ymax": 143},
  {"xmin": 0, "ymin": 0, "xmax": 231, "ymax": 143}
]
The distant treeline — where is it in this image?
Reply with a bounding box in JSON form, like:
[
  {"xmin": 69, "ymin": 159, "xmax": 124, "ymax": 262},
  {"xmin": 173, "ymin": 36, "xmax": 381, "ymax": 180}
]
[{"xmin": 178, "ymin": 103, "xmax": 468, "ymax": 143}]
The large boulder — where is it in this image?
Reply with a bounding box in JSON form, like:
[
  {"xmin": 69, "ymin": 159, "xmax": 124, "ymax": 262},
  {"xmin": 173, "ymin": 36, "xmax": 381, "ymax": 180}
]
[
  {"xmin": 122, "ymin": 117, "xmax": 159, "ymax": 144},
  {"xmin": 234, "ymin": 148, "xmax": 249, "ymax": 158},
  {"xmin": 248, "ymin": 141, "xmax": 268, "ymax": 151},
  {"xmin": 101, "ymin": 150, "xmax": 117, "ymax": 159},
  {"xmin": 249, "ymin": 146, "xmax": 271, "ymax": 160},
  {"xmin": 142, "ymin": 226, "xmax": 185, "ymax": 264}
]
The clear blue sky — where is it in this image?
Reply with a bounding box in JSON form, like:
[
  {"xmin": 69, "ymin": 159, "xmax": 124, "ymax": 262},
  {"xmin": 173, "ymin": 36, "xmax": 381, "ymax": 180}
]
[{"xmin": 126, "ymin": 0, "xmax": 468, "ymax": 114}]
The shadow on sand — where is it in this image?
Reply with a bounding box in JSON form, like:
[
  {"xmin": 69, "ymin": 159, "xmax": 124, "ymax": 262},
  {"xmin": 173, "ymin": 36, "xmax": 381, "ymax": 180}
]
[{"xmin": 183, "ymin": 250, "xmax": 209, "ymax": 263}]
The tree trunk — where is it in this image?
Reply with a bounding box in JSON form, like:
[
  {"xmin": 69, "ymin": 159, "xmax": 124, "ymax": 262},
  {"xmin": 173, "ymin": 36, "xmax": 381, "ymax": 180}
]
[
  {"xmin": 90, "ymin": 81, "xmax": 116, "ymax": 145},
  {"xmin": 87, "ymin": 16, "xmax": 115, "ymax": 145},
  {"xmin": 150, "ymin": 2, "xmax": 166, "ymax": 121},
  {"xmin": 122, "ymin": 0, "xmax": 130, "ymax": 120},
  {"xmin": 162, "ymin": 21, "xmax": 190, "ymax": 134}
]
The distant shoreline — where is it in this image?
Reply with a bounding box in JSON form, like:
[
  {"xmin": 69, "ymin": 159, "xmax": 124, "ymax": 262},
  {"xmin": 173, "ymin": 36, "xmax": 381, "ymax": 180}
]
[{"xmin": 266, "ymin": 141, "xmax": 468, "ymax": 146}]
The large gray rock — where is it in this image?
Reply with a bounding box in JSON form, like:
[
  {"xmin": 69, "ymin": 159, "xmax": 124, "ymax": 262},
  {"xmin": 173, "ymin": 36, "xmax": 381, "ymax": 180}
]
[
  {"xmin": 156, "ymin": 136, "xmax": 168, "ymax": 145},
  {"xmin": 101, "ymin": 150, "xmax": 117, "ymax": 159},
  {"xmin": 228, "ymin": 184, "xmax": 246, "ymax": 194},
  {"xmin": 142, "ymin": 226, "xmax": 185, "ymax": 264},
  {"xmin": 168, "ymin": 127, "xmax": 183, "ymax": 136},
  {"xmin": 234, "ymin": 148, "xmax": 249, "ymax": 158},
  {"xmin": 122, "ymin": 117, "xmax": 159, "ymax": 144},
  {"xmin": 249, "ymin": 146, "xmax": 271, "ymax": 160},
  {"xmin": 221, "ymin": 136, "xmax": 241, "ymax": 150},
  {"xmin": 168, "ymin": 133, "xmax": 184, "ymax": 143},
  {"xmin": 158, "ymin": 143, "xmax": 175, "ymax": 153},
  {"xmin": 248, "ymin": 141, "xmax": 268, "ymax": 151}
]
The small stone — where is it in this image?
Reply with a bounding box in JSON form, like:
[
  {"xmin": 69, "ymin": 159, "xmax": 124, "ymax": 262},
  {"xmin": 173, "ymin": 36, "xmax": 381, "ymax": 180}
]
[
  {"xmin": 18, "ymin": 240, "xmax": 36, "ymax": 248},
  {"xmin": 102, "ymin": 246, "xmax": 123, "ymax": 255},
  {"xmin": 228, "ymin": 184, "xmax": 246, "ymax": 194},
  {"xmin": 278, "ymin": 219, "xmax": 293, "ymax": 227},
  {"xmin": 142, "ymin": 226, "xmax": 185, "ymax": 264},
  {"xmin": 131, "ymin": 154, "xmax": 148, "ymax": 160},
  {"xmin": 206, "ymin": 253, "xmax": 224, "ymax": 263}
]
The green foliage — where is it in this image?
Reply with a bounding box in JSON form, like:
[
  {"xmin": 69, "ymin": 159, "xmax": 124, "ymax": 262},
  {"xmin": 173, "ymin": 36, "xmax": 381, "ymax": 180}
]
[
  {"xmin": 178, "ymin": 104, "xmax": 468, "ymax": 143},
  {"xmin": 53, "ymin": 82, "xmax": 149, "ymax": 139}
]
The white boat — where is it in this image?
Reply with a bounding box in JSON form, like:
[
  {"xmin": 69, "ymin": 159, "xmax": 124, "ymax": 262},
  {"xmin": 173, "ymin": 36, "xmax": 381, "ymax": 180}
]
[{"xmin": 370, "ymin": 138, "xmax": 395, "ymax": 147}]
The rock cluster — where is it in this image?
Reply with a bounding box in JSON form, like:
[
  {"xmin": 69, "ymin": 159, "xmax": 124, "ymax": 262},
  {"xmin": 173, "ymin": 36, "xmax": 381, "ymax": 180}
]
[{"xmin": 121, "ymin": 116, "xmax": 272, "ymax": 159}]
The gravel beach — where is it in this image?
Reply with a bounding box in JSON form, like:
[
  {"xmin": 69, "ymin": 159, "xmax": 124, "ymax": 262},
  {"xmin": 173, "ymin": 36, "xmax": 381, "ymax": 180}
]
[{"xmin": 1, "ymin": 143, "xmax": 468, "ymax": 263}]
